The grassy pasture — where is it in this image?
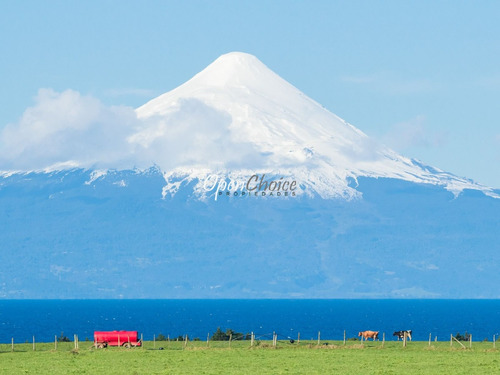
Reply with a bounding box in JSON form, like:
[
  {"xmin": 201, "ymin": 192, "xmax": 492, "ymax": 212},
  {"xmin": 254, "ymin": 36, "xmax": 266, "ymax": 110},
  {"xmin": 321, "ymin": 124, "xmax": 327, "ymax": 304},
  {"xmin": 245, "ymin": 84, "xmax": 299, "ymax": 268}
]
[{"xmin": 0, "ymin": 340, "xmax": 499, "ymax": 374}]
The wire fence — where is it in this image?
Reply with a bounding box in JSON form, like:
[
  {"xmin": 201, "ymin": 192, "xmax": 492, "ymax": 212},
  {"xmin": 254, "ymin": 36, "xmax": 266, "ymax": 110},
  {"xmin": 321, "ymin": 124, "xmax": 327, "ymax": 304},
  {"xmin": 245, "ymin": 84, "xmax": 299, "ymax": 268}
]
[{"xmin": 0, "ymin": 331, "xmax": 498, "ymax": 353}]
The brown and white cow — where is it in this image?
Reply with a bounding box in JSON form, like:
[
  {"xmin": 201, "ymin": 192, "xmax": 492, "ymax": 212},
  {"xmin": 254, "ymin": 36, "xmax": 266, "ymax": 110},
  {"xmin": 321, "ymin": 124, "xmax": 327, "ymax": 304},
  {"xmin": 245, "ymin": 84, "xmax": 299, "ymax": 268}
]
[{"xmin": 358, "ymin": 330, "xmax": 379, "ymax": 341}]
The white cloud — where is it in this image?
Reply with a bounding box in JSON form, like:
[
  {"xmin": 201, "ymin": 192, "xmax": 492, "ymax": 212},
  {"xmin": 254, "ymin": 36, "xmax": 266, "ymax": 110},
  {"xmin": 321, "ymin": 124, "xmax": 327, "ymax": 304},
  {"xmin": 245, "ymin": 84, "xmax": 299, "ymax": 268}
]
[
  {"xmin": 0, "ymin": 90, "xmax": 263, "ymax": 172},
  {"xmin": 0, "ymin": 89, "xmax": 140, "ymax": 170},
  {"xmin": 129, "ymin": 98, "xmax": 264, "ymax": 170},
  {"xmin": 382, "ymin": 115, "xmax": 447, "ymax": 152}
]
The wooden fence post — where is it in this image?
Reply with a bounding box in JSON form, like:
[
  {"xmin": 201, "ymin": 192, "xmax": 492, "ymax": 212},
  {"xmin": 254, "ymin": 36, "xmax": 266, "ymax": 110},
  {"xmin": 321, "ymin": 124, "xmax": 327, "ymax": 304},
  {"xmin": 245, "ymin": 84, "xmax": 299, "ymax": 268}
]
[
  {"xmin": 382, "ymin": 332, "xmax": 385, "ymax": 347},
  {"xmin": 153, "ymin": 334, "xmax": 155, "ymax": 349},
  {"xmin": 55, "ymin": 335, "xmax": 57, "ymax": 350},
  {"xmin": 403, "ymin": 331, "xmax": 407, "ymax": 347},
  {"xmin": 250, "ymin": 332, "xmax": 254, "ymax": 347},
  {"xmin": 297, "ymin": 332, "xmax": 300, "ymax": 344},
  {"xmin": 229, "ymin": 333, "xmax": 232, "ymax": 348},
  {"xmin": 141, "ymin": 333, "xmax": 144, "ymax": 349},
  {"xmin": 450, "ymin": 335, "xmax": 466, "ymax": 349},
  {"xmin": 11, "ymin": 337, "xmax": 14, "ymax": 352},
  {"xmin": 184, "ymin": 334, "xmax": 188, "ymax": 349},
  {"xmin": 429, "ymin": 333, "xmax": 431, "ymax": 346},
  {"xmin": 317, "ymin": 331, "xmax": 320, "ymax": 346},
  {"xmin": 33, "ymin": 335, "xmax": 36, "ymax": 351},
  {"xmin": 343, "ymin": 330, "xmax": 346, "ymax": 346},
  {"xmin": 493, "ymin": 335, "xmax": 496, "ymax": 349},
  {"xmin": 207, "ymin": 333, "xmax": 210, "ymax": 347},
  {"xmin": 469, "ymin": 334, "xmax": 472, "ymax": 349}
]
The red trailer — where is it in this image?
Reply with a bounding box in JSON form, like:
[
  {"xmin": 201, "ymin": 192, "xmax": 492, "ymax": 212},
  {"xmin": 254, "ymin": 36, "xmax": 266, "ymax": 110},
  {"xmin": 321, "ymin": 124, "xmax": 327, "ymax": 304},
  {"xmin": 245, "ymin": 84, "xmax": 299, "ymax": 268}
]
[{"xmin": 94, "ymin": 330, "xmax": 142, "ymax": 348}]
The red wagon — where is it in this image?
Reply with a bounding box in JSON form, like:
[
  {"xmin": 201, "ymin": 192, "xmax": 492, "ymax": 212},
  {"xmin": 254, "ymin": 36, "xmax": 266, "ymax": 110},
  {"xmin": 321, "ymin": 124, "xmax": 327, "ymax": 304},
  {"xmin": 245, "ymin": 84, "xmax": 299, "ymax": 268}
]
[{"xmin": 94, "ymin": 330, "xmax": 142, "ymax": 348}]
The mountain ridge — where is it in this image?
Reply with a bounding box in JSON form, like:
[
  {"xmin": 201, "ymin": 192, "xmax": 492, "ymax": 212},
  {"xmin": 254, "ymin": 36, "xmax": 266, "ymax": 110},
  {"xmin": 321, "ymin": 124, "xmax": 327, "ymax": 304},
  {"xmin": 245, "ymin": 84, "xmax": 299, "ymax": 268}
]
[{"xmin": 1, "ymin": 167, "xmax": 499, "ymax": 298}]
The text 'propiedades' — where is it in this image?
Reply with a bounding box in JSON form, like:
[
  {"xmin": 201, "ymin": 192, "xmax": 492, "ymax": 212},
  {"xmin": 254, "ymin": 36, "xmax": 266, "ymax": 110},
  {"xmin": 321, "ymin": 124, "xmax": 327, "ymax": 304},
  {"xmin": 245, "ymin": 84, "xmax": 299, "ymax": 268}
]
[{"xmin": 203, "ymin": 174, "xmax": 298, "ymax": 201}]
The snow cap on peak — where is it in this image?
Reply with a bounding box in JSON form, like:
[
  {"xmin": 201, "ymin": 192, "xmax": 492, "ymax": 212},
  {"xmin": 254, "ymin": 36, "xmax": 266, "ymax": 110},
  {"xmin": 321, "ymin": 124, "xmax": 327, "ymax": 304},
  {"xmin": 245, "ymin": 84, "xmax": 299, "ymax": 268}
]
[
  {"xmin": 211, "ymin": 51, "xmax": 261, "ymax": 65},
  {"xmin": 136, "ymin": 51, "xmax": 303, "ymax": 119},
  {"xmin": 187, "ymin": 51, "xmax": 282, "ymax": 88}
]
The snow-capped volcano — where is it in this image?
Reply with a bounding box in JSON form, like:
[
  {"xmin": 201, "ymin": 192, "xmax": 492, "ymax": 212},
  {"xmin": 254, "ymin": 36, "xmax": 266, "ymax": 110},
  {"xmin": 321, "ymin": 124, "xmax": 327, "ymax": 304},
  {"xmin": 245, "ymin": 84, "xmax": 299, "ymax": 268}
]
[
  {"xmin": 133, "ymin": 52, "xmax": 495, "ymax": 199},
  {"xmin": 0, "ymin": 52, "xmax": 495, "ymax": 199},
  {"xmin": 1, "ymin": 53, "xmax": 499, "ymax": 299}
]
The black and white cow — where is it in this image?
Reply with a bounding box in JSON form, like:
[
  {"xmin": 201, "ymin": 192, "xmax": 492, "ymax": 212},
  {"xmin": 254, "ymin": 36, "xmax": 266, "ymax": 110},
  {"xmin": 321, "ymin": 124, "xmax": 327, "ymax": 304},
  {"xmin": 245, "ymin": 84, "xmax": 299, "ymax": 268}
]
[{"xmin": 393, "ymin": 330, "xmax": 412, "ymax": 341}]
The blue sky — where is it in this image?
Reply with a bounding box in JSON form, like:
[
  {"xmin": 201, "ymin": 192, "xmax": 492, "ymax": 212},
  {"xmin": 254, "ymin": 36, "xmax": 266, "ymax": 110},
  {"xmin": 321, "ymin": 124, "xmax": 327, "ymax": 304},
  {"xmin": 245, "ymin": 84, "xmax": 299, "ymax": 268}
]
[{"xmin": 1, "ymin": 0, "xmax": 499, "ymax": 187}]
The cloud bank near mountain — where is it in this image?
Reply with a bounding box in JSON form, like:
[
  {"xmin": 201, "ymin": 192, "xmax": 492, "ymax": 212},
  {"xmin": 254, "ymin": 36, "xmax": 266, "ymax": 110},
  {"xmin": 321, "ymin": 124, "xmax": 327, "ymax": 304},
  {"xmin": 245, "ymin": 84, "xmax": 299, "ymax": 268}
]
[
  {"xmin": 0, "ymin": 90, "xmax": 271, "ymax": 173},
  {"xmin": 0, "ymin": 89, "xmax": 139, "ymax": 171}
]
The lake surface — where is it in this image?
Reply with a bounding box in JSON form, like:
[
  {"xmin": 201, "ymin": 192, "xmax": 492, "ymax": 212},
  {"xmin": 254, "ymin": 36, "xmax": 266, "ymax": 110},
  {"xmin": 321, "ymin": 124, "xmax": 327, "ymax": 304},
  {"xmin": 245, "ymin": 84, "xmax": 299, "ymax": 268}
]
[{"xmin": 0, "ymin": 299, "xmax": 499, "ymax": 343}]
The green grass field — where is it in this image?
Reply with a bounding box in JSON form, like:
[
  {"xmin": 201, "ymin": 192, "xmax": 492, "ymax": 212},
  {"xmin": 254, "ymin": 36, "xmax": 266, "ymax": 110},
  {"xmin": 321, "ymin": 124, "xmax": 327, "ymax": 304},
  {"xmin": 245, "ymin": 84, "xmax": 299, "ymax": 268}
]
[{"xmin": 1, "ymin": 340, "xmax": 499, "ymax": 374}]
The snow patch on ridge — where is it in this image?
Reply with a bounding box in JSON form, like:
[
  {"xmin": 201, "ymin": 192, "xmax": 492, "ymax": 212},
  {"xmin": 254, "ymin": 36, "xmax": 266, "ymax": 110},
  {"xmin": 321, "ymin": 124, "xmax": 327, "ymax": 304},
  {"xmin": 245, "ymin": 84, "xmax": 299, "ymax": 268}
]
[{"xmin": 85, "ymin": 170, "xmax": 108, "ymax": 185}]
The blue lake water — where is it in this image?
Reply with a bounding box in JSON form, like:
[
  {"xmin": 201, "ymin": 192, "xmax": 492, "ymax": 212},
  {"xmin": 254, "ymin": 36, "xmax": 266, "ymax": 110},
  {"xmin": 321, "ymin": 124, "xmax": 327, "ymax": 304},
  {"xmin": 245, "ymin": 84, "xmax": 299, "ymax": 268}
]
[{"xmin": 0, "ymin": 299, "xmax": 499, "ymax": 343}]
